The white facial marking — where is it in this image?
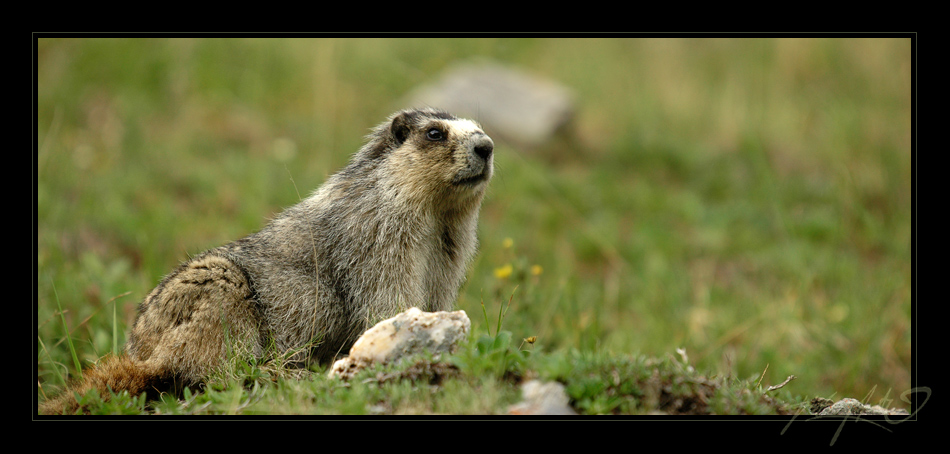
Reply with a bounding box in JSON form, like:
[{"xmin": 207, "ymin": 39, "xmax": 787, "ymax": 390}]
[{"xmin": 446, "ymin": 119, "xmax": 483, "ymax": 136}]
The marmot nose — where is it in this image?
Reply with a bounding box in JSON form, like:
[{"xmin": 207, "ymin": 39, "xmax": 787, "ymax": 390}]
[{"xmin": 474, "ymin": 137, "xmax": 494, "ymax": 161}]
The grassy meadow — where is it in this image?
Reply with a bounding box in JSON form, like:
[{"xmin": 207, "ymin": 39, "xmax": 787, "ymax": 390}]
[{"xmin": 35, "ymin": 37, "xmax": 913, "ymax": 415}]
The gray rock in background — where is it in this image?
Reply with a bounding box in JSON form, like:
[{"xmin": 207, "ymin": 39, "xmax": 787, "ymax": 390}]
[{"xmin": 400, "ymin": 60, "xmax": 575, "ymax": 150}]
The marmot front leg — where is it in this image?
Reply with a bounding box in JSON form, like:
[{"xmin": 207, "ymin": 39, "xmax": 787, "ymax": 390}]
[{"xmin": 125, "ymin": 253, "xmax": 265, "ymax": 386}]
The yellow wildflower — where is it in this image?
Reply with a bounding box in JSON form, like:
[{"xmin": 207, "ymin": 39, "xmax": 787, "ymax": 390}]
[{"xmin": 494, "ymin": 263, "xmax": 513, "ymax": 279}]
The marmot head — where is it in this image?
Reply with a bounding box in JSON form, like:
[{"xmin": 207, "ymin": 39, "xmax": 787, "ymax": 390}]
[{"xmin": 358, "ymin": 108, "xmax": 494, "ymax": 208}]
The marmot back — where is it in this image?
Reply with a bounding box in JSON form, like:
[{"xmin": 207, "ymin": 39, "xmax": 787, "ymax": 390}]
[{"xmin": 40, "ymin": 108, "xmax": 494, "ymax": 414}]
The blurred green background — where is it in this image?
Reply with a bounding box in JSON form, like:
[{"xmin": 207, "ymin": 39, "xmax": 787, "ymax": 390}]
[{"xmin": 35, "ymin": 37, "xmax": 912, "ymax": 408}]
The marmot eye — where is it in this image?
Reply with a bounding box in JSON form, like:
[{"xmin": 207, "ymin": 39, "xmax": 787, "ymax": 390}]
[{"xmin": 426, "ymin": 128, "xmax": 444, "ymax": 141}]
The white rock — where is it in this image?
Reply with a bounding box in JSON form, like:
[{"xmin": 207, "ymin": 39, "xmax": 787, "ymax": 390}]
[
  {"xmin": 818, "ymin": 398, "xmax": 910, "ymax": 416},
  {"xmin": 508, "ymin": 379, "xmax": 577, "ymax": 415},
  {"xmin": 328, "ymin": 307, "xmax": 471, "ymax": 380}
]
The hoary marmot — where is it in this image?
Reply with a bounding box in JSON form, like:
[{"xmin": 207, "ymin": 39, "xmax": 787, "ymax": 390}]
[{"xmin": 40, "ymin": 107, "xmax": 494, "ymax": 414}]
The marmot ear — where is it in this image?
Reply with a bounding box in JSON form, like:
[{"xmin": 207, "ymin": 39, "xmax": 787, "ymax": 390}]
[{"xmin": 390, "ymin": 111, "xmax": 415, "ymax": 145}]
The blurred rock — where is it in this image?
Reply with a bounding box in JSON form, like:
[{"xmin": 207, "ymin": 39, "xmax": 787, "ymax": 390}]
[
  {"xmin": 507, "ymin": 379, "xmax": 577, "ymax": 415},
  {"xmin": 400, "ymin": 60, "xmax": 575, "ymax": 149},
  {"xmin": 328, "ymin": 307, "xmax": 471, "ymax": 380},
  {"xmin": 816, "ymin": 398, "xmax": 910, "ymax": 416}
]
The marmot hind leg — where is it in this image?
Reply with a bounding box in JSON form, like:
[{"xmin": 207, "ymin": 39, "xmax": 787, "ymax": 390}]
[
  {"xmin": 125, "ymin": 253, "xmax": 265, "ymax": 386},
  {"xmin": 40, "ymin": 254, "xmax": 265, "ymax": 415}
]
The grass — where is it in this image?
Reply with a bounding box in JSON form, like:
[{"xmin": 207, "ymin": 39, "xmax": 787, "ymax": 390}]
[{"xmin": 35, "ymin": 36, "xmax": 913, "ymax": 416}]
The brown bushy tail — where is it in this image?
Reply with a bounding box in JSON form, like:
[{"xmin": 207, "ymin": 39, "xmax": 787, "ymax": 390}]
[{"xmin": 39, "ymin": 355, "xmax": 180, "ymax": 415}]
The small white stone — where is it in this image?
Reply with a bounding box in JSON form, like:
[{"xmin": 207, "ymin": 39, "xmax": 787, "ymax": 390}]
[
  {"xmin": 508, "ymin": 379, "xmax": 577, "ymax": 415},
  {"xmin": 328, "ymin": 307, "xmax": 471, "ymax": 380},
  {"xmin": 818, "ymin": 398, "xmax": 910, "ymax": 416}
]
